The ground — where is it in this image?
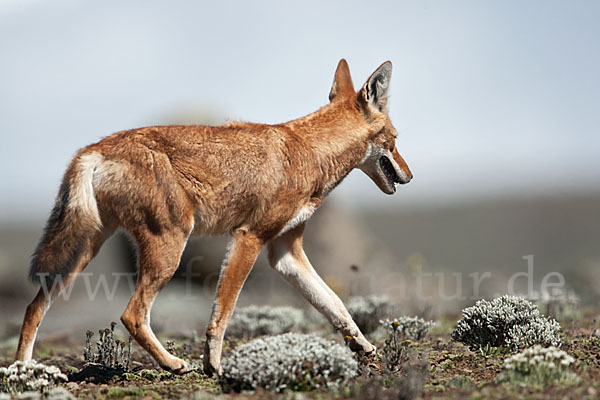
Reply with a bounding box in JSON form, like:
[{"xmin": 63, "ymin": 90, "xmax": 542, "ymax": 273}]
[{"xmin": 1, "ymin": 309, "xmax": 600, "ymax": 400}]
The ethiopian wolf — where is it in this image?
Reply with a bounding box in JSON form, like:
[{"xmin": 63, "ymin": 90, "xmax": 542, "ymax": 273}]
[{"xmin": 16, "ymin": 59, "xmax": 412, "ymax": 375}]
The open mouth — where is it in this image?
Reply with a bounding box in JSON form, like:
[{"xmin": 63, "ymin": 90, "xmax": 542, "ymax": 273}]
[{"xmin": 379, "ymin": 155, "xmax": 401, "ymax": 186}]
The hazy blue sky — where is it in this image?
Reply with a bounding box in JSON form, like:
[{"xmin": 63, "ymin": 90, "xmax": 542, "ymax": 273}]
[{"xmin": 1, "ymin": 0, "xmax": 599, "ymax": 221}]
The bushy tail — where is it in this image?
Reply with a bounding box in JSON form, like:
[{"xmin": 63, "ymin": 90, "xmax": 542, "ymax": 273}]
[{"xmin": 29, "ymin": 153, "xmax": 103, "ymax": 284}]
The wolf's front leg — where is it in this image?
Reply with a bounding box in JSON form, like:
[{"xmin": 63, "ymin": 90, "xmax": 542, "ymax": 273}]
[
  {"xmin": 267, "ymin": 224, "xmax": 375, "ymax": 355},
  {"xmin": 203, "ymin": 229, "xmax": 263, "ymax": 376}
]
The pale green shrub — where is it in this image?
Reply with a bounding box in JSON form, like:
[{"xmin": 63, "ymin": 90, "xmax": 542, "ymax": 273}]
[
  {"xmin": 226, "ymin": 305, "xmax": 305, "ymax": 338},
  {"xmin": 347, "ymin": 295, "xmax": 394, "ymax": 334},
  {"xmin": 381, "ymin": 317, "xmax": 435, "ymax": 342},
  {"xmin": 220, "ymin": 333, "xmax": 358, "ymax": 392},
  {"xmin": 530, "ymin": 288, "xmax": 581, "ymax": 321},
  {"xmin": 0, "ymin": 360, "xmax": 67, "ymax": 394},
  {"xmin": 498, "ymin": 345, "xmax": 578, "ymax": 387},
  {"xmin": 451, "ymin": 296, "xmax": 561, "ymax": 352}
]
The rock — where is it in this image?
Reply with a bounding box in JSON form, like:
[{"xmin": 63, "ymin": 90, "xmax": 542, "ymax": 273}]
[
  {"xmin": 67, "ymin": 363, "xmax": 125, "ymax": 384},
  {"xmin": 66, "ymin": 382, "xmax": 79, "ymax": 389}
]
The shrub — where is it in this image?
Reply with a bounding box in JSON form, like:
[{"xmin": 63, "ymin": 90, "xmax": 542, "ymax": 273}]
[
  {"xmin": 497, "ymin": 345, "xmax": 578, "ymax": 387},
  {"xmin": 529, "ymin": 288, "xmax": 581, "ymax": 321},
  {"xmin": 381, "ymin": 317, "xmax": 435, "ymax": 342},
  {"xmin": 220, "ymin": 333, "xmax": 358, "ymax": 392},
  {"xmin": 346, "ymin": 359, "xmax": 429, "ymax": 399},
  {"xmin": 451, "ymin": 296, "xmax": 561, "ymax": 352},
  {"xmin": 347, "ymin": 295, "xmax": 395, "ymax": 334},
  {"xmin": 0, "ymin": 360, "xmax": 67, "ymax": 394},
  {"xmin": 226, "ymin": 305, "xmax": 305, "ymax": 338}
]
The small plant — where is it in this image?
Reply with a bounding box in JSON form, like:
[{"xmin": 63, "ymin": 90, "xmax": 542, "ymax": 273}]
[
  {"xmin": 347, "ymin": 295, "xmax": 395, "ymax": 334},
  {"xmin": 165, "ymin": 340, "xmax": 176, "ymax": 355},
  {"xmin": 380, "ymin": 337, "xmax": 410, "ymax": 374},
  {"xmin": 478, "ymin": 343, "xmax": 511, "ymax": 357},
  {"xmin": 451, "ymin": 296, "xmax": 561, "ymax": 352},
  {"xmin": 0, "ymin": 360, "xmax": 67, "ymax": 394},
  {"xmin": 378, "ymin": 317, "xmax": 434, "ymax": 373},
  {"xmin": 83, "ymin": 322, "xmax": 132, "ymax": 371},
  {"xmin": 497, "ymin": 345, "xmax": 579, "ymax": 387},
  {"xmin": 70, "ymin": 322, "xmax": 134, "ymax": 383},
  {"xmin": 220, "ymin": 333, "xmax": 358, "ymax": 392},
  {"xmin": 226, "ymin": 305, "xmax": 305, "ymax": 338},
  {"xmin": 381, "ymin": 317, "xmax": 435, "ymax": 342}
]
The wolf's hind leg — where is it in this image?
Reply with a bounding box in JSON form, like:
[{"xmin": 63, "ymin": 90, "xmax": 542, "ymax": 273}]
[
  {"xmin": 120, "ymin": 227, "xmax": 191, "ymax": 374},
  {"xmin": 267, "ymin": 224, "xmax": 375, "ymax": 354}
]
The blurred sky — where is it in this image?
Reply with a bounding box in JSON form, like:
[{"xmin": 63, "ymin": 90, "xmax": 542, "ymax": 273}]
[{"xmin": 1, "ymin": 0, "xmax": 599, "ymax": 222}]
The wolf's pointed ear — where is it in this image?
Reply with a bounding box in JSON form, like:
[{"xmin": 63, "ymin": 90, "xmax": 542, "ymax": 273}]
[
  {"xmin": 359, "ymin": 61, "xmax": 392, "ymax": 113},
  {"xmin": 329, "ymin": 59, "xmax": 355, "ymax": 102}
]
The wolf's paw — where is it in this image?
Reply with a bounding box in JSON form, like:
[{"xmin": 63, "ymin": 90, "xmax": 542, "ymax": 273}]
[
  {"xmin": 364, "ymin": 345, "xmax": 377, "ymax": 362},
  {"xmin": 163, "ymin": 357, "xmax": 189, "ymax": 375},
  {"xmin": 346, "ymin": 335, "xmax": 376, "ymax": 355},
  {"xmin": 203, "ymin": 358, "xmax": 222, "ymax": 377}
]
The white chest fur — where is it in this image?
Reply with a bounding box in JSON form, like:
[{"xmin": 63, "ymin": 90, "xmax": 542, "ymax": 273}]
[{"xmin": 278, "ymin": 205, "xmax": 316, "ymax": 236}]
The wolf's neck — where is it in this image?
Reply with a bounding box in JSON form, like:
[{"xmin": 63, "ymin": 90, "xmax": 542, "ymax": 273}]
[{"xmin": 283, "ymin": 103, "xmax": 372, "ymax": 196}]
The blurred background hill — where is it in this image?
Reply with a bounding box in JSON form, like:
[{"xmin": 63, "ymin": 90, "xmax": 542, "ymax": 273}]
[{"xmin": 1, "ymin": 1, "xmax": 599, "ymax": 341}]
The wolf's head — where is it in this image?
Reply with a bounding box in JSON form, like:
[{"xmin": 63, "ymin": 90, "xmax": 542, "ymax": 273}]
[{"xmin": 329, "ymin": 59, "xmax": 412, "ymax": 194}]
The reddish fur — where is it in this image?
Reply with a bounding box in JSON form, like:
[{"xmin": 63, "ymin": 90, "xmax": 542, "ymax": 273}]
[{"xmin": 17, "ymin": 59, "xmax": 412, "ymax": 375}]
